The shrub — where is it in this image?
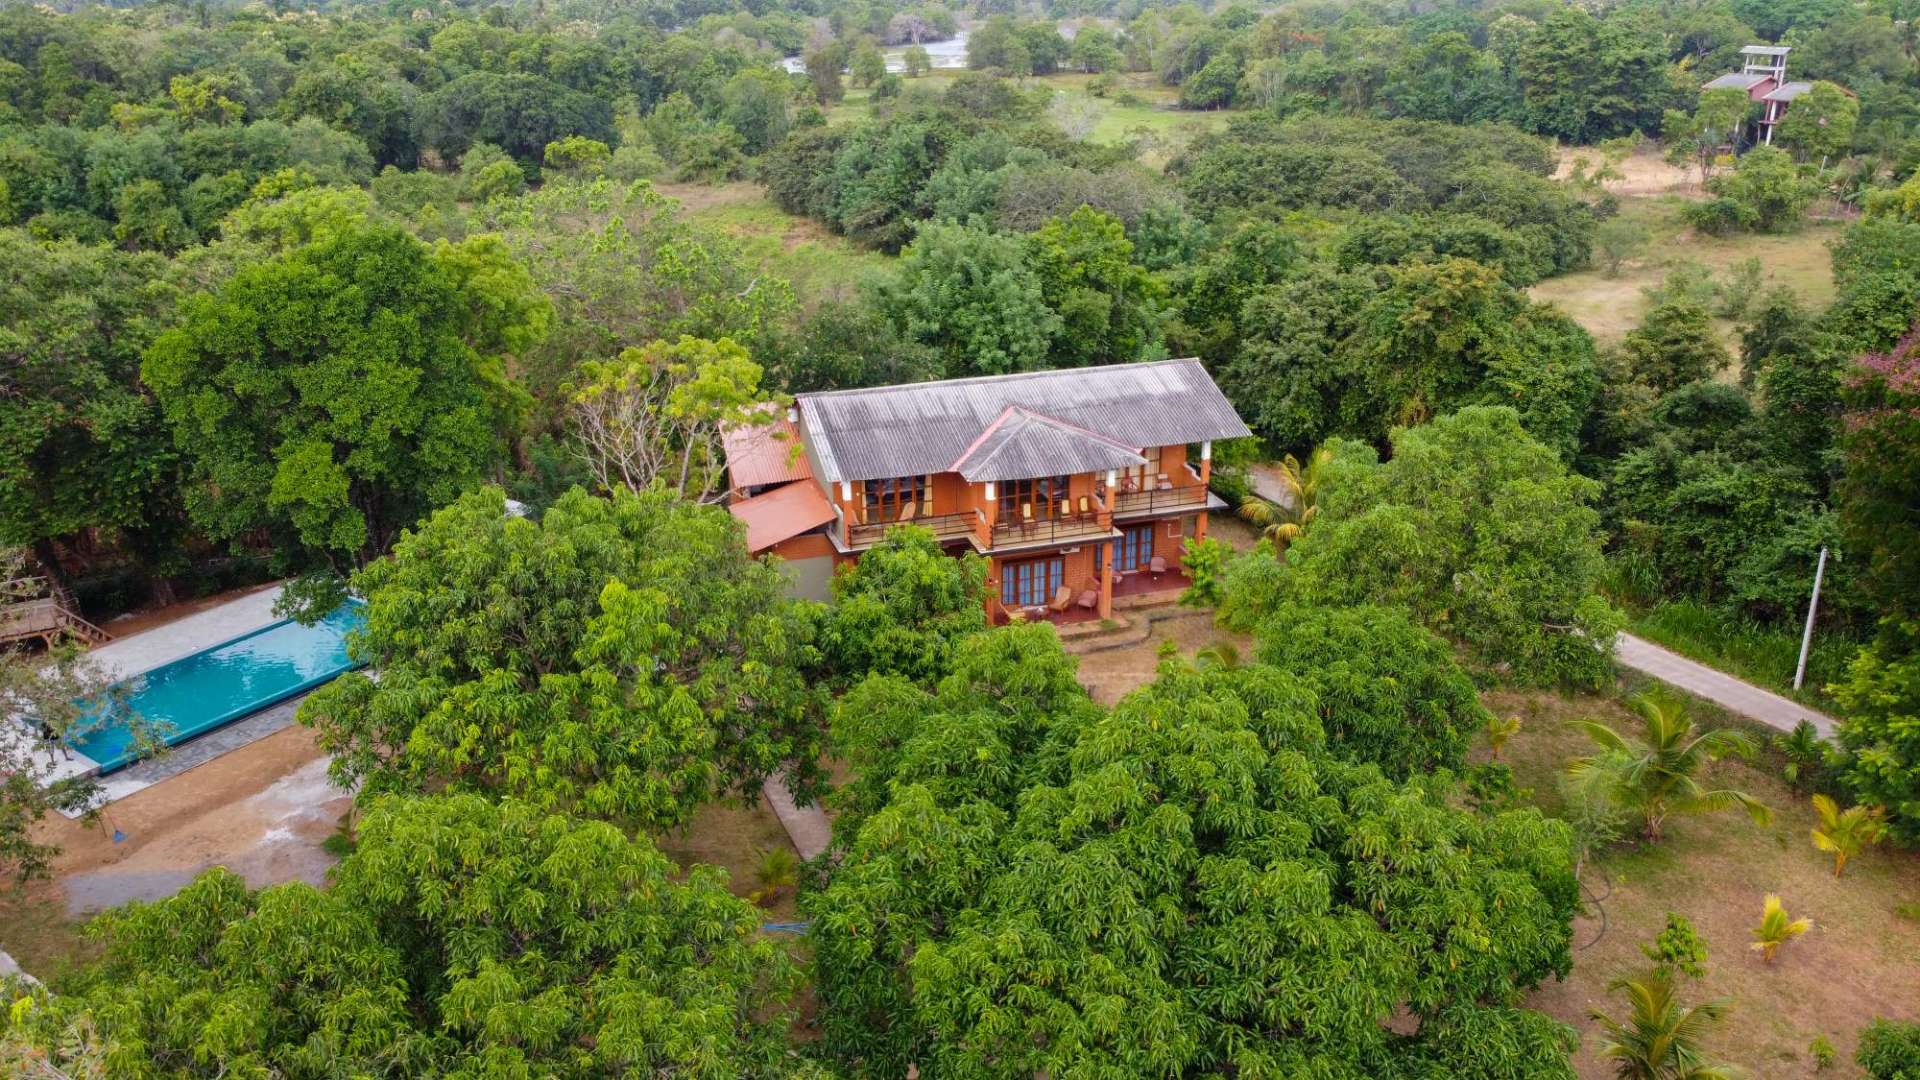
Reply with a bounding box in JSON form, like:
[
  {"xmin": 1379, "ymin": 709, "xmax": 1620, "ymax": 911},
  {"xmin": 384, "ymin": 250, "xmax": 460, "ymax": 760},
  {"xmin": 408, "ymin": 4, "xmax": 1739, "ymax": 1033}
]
[{"xmin": 1858, "ymin": 1018, "xmax": 1920, "ymax": 1079}]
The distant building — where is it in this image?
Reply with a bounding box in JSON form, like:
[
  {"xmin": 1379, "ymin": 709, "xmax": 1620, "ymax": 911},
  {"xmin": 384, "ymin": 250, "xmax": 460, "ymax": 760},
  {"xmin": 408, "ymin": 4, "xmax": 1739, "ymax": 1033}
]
[{"xmin": 1702, "ymin": 45, "xmax": 1813, "ymax": 147}]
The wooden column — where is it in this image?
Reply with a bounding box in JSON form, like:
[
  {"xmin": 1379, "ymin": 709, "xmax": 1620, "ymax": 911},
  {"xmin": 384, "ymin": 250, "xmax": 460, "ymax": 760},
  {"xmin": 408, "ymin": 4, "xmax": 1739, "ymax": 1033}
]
[
  {"xmin": 1098, "ymin": 541, "xmax": 1114, "ymax": 618},
  {"xmin": 1194, "ymin": 511, "xmax": 1209, "ymax": 543},
  {"xmin": 1198, "ymin": 440, "xmax": 1213, "ymax": 487},
  {"xmin": 978, "ymin": 482, "xmax": 997, "ymax": 549}
]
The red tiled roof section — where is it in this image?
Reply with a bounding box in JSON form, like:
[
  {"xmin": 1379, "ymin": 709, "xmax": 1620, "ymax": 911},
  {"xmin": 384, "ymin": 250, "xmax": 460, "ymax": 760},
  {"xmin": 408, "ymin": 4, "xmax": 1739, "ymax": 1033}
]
[
  {"xmin": 722, "ymin": 414, "xmax": 812, "ymax": 489},
  {"xmin": 728, "ymin": 481, "xmax": 837, "ymax": 554}
]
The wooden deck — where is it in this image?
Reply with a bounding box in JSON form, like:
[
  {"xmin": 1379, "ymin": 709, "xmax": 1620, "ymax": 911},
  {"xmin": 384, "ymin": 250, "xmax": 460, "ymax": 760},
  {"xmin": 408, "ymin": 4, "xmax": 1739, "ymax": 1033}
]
[{"xmin": 0, "ymin": 579, "xmax": 111, "ymax": 647}]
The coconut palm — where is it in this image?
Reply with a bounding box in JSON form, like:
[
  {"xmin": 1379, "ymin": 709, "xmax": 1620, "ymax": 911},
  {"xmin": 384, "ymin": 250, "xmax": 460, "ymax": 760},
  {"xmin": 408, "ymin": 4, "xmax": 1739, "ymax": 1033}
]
[
  {"xmin": 1771, "ymin": 720, "xmax": 1828, "ymax": 791},
  {"xmin": 750, "ymin": 845, "xmax": 799, "ymax": 908},
  {"xmin": 1236, "ymin": 447, "xmax": 1332, "ymax": 554},
  {"xmin": 1590, "ymin": 967, "xmax": 1741, "ymax": 1079},
  {"xmin": 1750, "ymin": 894, "xmax": 1810, "ymax": 962},
  {"xmin": 1809, "ymin": 794, "xmax": 1887, "ymax": 877},
  {"xmin": 1566, "ymin": 691, "xmax": 1770, "ymax": 841},
  {"xmin": 1486, "ymin": 713, "xmax": 1521, "ymax": 760}
]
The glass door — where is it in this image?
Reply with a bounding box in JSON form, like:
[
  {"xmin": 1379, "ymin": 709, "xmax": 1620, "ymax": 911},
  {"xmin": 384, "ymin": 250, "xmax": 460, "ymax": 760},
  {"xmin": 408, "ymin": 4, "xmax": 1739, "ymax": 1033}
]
[
  {"xmin": 1000, "ymin": 555, "xmax": 1065, "ymax": 608},
  {"xmin": 1116, "ymin": 524, "xmax": 1154, "ymax": 571}
]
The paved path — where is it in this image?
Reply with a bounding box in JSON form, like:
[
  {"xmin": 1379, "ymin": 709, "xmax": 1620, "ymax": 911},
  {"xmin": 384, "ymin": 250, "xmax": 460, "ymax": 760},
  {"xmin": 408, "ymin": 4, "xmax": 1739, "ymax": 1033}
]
[
  {"xmin": 762, "ymin": 773, "xmax": 831, "ymax": 861},
  {"xmin": 1615, "ymin": 632, "xmax": 1837, "ymax": 738}
]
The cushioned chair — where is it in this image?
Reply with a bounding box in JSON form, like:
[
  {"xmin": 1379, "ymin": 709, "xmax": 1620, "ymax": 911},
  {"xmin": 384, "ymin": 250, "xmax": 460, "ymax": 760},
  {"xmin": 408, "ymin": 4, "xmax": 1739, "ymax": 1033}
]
[
  {"xmin": 1048, "ymin": 586, "xmax": 1073, "ymax": 613},
  {"xmin": 1076, "ymin": 589, "xmax": 1099, "ymax": 611},
  {"xmin": 1149, "ymin": 556, "xmax": 1167, "ymax": 580}
]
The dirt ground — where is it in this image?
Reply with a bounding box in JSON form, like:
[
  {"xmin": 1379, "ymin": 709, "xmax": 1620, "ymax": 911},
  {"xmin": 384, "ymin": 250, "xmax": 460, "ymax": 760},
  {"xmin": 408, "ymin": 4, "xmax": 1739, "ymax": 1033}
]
[
  {"xmin": 96, "ymin": 580, "xmax": 278, "ymax": 639},
  {"xmin": 1554, "ymin": 147, "xmax": 1700, "ymax": 197},
  {"xmin": 2, "ymin": 724, "xmax": 347, "ymax": 978},
  {"xmin": 1491, "ymin": 687, "xmax": 1920, "ymax": 1079}
]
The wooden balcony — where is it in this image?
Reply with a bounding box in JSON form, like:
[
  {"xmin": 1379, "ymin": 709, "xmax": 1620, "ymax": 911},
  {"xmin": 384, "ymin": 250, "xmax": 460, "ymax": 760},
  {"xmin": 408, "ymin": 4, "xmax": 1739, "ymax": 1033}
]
[
  {"xmin": 988, "ymin": 511, "xmax": 1116, "ymax": 551},
  {"xmin": 1110, "ymin": 485, "xmax": 1209, "ymax": 518},
  {"xmin": 844, "ymin": 509, "xmax": 981, "ymax": 549}
]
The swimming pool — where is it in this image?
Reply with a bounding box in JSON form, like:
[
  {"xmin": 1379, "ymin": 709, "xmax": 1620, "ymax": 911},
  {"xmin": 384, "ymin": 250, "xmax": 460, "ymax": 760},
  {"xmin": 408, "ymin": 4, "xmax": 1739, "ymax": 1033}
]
[{"xmin": 71, "ymin": 603, "xmax": 366, "ymax": 773}]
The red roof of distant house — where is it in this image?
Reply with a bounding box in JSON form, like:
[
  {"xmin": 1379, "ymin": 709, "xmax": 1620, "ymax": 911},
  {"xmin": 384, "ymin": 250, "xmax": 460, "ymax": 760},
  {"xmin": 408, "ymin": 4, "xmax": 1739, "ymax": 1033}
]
[
  {"xmin": 722, "ymin": 413, "xmax": 812, "ymax": 489},
  {"xmin": 728, "ymin": 481, "xmax": 836, "ymax": 554}
]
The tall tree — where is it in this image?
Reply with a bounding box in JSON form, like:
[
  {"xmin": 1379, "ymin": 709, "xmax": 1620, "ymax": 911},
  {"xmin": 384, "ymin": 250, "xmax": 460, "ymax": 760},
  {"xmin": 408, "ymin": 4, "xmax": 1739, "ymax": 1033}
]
[
  {"xmin": 297, "ymin": 486, "xmax": 827, "ymax": 828},
  {"xmin": 1025, "ymin": 205, "xmax": 1164, "ymax": 367},
  {"xmin": 1222, "ymin": 407, "xmax": 1622, "ymax": 686},
  {"xmin": 872, "ymin": 221, "xmax": 1061, "ymax": 376},
  {"xmin": 4, "ymin": 794, "xmax": 811, "ymax": 1077},
  {"xmin": 0, "ymin": 232, "xmax": 180, "ymax": 586},
  {"xmin": 811, "ymin": 627, "xmax": 1581, "ymax": 1077},
  {"xmin": 143, "ymin": 224, "xmax": 548, "ymax": 600}
]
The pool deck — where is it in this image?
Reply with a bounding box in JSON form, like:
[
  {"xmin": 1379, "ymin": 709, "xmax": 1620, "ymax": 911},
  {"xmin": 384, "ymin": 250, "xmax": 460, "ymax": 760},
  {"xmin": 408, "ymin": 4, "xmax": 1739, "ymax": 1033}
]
[{"xmin": 23, "ymin": 585, "xmax": 306, "ymax": 809}]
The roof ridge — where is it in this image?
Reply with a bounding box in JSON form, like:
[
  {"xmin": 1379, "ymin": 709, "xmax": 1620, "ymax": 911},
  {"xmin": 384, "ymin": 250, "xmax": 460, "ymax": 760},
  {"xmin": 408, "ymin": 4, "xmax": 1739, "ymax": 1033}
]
[{"xmin": 795, "ymin": 358, "xmax": 1201, "ymax": 403}]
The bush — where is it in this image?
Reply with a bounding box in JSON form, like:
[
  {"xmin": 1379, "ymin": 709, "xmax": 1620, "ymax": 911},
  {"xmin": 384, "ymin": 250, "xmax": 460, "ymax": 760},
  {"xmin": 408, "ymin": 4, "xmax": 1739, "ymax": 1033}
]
[
  {"xmin": 1686, "ymin": 147, "xmax": 1818, "ymax": 234},
  {"xmin": 1858, "ymin": 1018, "xmax": 1920, "ymax": 1079}
]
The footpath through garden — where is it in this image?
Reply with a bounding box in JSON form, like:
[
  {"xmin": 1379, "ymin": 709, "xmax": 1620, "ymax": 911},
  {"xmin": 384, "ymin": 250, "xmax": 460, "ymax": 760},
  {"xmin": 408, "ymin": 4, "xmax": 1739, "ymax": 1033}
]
[{"xmin": 1615, "ymin": 632, "xmax": 1837, "ymax": 737}]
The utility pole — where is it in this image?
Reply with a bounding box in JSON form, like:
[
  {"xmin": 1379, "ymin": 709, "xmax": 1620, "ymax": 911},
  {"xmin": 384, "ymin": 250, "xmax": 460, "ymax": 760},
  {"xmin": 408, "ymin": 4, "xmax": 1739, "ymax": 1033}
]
[{"xmin": 1793, "ymin": 546, "xmax": 1829, "ymax": 691}]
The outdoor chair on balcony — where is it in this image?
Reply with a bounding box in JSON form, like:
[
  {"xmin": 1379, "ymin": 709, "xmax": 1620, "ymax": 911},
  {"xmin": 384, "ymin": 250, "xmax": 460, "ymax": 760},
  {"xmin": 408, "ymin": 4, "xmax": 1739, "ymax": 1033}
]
[
  {"xmin": 1076, "ymin": 589, "xmax": 1098, "ymax": 611},
  {"xmin": 1149, "ymin": 556, "xmax": 1167, "ymax": 580},
  {"xmin": 1156, "ymin": 473, "xmax": 1172, "ymax": 491},
  {"xmin": 1048, "ymin": 586, "xmax": 1074, "ymax": 613},
  {"xmin": 1020, "ymin": 504, "xmax": 1036, "ymax": 536},
  {"xmin": 896, "ymin": 501, "xmax": 917, "ymax": 522}
]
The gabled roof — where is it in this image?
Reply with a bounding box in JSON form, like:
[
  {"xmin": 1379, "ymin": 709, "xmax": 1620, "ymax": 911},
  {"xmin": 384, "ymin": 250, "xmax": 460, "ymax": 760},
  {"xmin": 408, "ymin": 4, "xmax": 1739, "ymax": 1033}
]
[
  {"xmin": 796, "ymin": 358, "xmax": 1250, "ymax": 484},
  {"xmin": 728, "ymin": 480, "xmax": 836, "ymax": 554},
  {"xmin": 948, "ymin": 406, "xmax": 1146, "ymax": 482},
  {"xmin": 721, "ymin": 412, "xmax": 811, "ymax": 488},
  {"xmin": 1704, "ymin": 72, "xmax": 1769, "ymax": 91},
  {"xmin": 1762, "ymin": 81, "xmax": 1814, "ymax": 103}
]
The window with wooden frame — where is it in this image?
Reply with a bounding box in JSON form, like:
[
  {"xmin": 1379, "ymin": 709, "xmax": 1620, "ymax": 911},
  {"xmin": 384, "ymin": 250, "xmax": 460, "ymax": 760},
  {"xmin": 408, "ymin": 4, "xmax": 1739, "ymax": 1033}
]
[
  {"xmin": 998, "ymin": 475, "xmax": 1072, "ymax": 520},
  {"xmin": 863, "ymin": 475, "xmax": 931, "ymax": 522}
]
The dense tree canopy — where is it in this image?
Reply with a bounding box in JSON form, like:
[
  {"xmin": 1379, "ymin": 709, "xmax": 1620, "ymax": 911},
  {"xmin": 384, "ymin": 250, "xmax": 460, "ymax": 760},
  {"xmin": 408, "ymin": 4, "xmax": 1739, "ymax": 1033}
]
[
  {"xmin": 811, "ymin": 625, "xmax": 1581, "ymax": 1078},
  {"xmin": 1224, "ymin": 407, "xmax": 1621, "ymax": 686},
  {"xmin": 142, "ymin": 224, "xmax": 548, "ymax": 583},
  {"xmin": 6, "ymin": 794, "xmax": 811, "ymax": 1078},
  {"xmin": 297, "ymin": 486, "xmax": 827, "ymax": 829}
]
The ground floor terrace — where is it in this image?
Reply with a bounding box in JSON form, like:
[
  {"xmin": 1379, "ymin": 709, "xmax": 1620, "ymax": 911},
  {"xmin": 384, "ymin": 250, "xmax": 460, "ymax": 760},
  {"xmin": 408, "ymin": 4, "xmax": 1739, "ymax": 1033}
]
[{"xmin": 987, "ymin": 512, "xmax": 1202, "ymax": 625}]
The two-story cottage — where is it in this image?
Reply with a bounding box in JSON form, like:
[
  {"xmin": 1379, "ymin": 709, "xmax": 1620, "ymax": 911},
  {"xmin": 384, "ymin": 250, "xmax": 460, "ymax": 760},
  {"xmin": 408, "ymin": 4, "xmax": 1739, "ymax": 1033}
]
[{"xmin": 723, "ymin": 358, "xmax": 1251, "ymax": 622}]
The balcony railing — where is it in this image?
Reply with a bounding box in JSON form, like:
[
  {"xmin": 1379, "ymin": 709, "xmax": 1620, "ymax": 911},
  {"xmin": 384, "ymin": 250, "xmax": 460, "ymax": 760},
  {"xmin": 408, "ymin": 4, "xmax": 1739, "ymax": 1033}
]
[
  {"xmin": 990, "ymin": 512, "xmax": 1114, "ymax": 549},
  {"xmin": 845, "ymin": 509, "xmax": 980, "ymax": 549},
  {"xmin": 1110, "ymin": 485, "xmax": 1209, "ymax": 517}
]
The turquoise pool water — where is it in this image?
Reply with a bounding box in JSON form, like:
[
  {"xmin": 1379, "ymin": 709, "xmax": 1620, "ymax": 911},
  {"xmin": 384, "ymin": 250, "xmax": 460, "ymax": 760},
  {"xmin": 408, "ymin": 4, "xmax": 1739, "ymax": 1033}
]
[{"xmin": 71, "ymin": 603, "xmax": 366, "ymax": 773}]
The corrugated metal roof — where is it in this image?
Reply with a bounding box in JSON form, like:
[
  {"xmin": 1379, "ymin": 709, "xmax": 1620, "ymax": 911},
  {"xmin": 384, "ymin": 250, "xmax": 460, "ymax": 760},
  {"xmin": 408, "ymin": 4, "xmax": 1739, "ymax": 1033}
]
[
  {"xmin": 1704, "ymin": 72, "xmax": 1768, "ymax": 90},
  {"xmin": 728, "ymin": 480, "xmax": 837, "ymax": 554},
  {"xmin": 1762, "ymin": 81, "xmax": 1814, "ymax": 102},
  {"xmin": 949, "ymin": 406, "xmax": 1146, "ymax": 482},
  {"xmin": 797, "ymin": 359, "xmax": 1251, "ymax": 484},
  {"xmin": 1741, "ymin": 45, "xmax": 1791, "ymax": 56},
  {"xmin": 722, "ymin": 412, "xmax": 812, "ymax": 488}
]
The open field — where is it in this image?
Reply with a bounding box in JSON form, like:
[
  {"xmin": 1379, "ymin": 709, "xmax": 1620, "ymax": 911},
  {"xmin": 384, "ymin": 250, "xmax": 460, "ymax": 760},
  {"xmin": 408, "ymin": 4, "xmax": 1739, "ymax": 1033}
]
[
  {"xmin": 1529, "ymin": 194, "xmax": 1843, "ymax": 349},
  {"xmin": 826, "ymin": 70, "xmax": 1233, "ymax": 161},
  {"xmin": 1493, "ymin": 686, "xmax": 1920, "ymax": 1079},
  {"xmin": 653, "ymin": 180, "xmax": 891, "ymax": 310}
]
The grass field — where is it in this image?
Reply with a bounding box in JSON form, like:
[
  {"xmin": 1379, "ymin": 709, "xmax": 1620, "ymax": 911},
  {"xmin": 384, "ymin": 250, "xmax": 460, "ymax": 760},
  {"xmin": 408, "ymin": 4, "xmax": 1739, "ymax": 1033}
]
[
  {"xmin": 827, "ymin": 70, "xmax": 1233, "ymax": 163},
  {"xmin": 1529, "ymin": 193, "xmax": 1843, "ymax": 349},
  {"xmin": 1492, "ymin": 686, "xmax": 1920, "ymax": 1079},
  {"xmin": 653, "ymin": 180, "xmax": 891, "ymax": 309}
]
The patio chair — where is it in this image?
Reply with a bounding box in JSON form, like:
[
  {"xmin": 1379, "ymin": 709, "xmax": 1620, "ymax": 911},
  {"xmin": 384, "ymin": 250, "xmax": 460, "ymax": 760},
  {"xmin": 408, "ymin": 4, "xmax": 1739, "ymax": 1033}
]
[
  {"xmin": 1075, "ymin": 589, "xmax": 1098, "ymax": 611},
  {"xmin": 895, "ymin": 501, "xmax": 917, "ymax": 523},
  {"xmin": 1020, "ymin": 503, "xmax": 1036, "ymax": 536},
  {"xmin": 1048, "ymin": 586, "xmax": 1074, "ymax": 613},
  {"xmin": 1076, "ymin": 495, "xmax": 1091, "ymax": 517},
  {"xmin": 1149, "ymin": 555, "xmax": 1167, "ymax": 580}
]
